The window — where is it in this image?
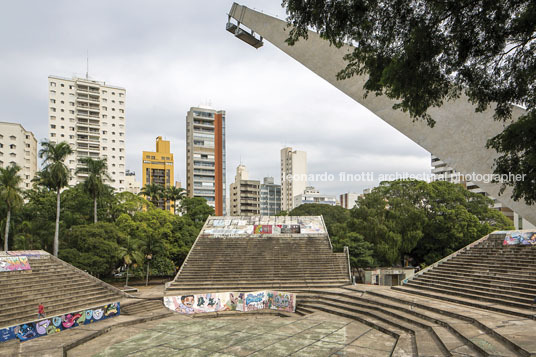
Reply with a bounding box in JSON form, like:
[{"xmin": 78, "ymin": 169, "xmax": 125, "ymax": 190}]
[
  {"xmin": 25, "ymin": 143, "xmax": 30, "ymax": 148},
  {"xmin": 60, "ymin": 125, "xmax": 64, "ymax": 129},
  {"xmin": 61, "ymin": 117, "xmax": 65, "ymax": 121},
  {"xmin": 50, "ymin": 99, "xmax": 56, "ymax": 104},
  {"xmin": 50, "ymin": 116, "xmax": 56, "ymax": 120},
  {"xmin": 119, "ymin": 93, "xmax": 124, "ymax": 97},
  {"xmin": 112, "ymin": 91, "xmax": 115, "ymax": 95},
  {"xmin": 69, "ymin": 135, "xmax": 74, "ymax": 139},
  {"xmin": 112, "ymin": 100, "xmax": 115, "ymax": 103},
  {"xmin": 50, "ymin": 82, "xmax": 56, "ymax": 87},
  {"xmin": 102, "ymin": 106, "xmax": 107, "ymax": 111},
  {"xmin": 60, "ymin": 109, "xmax": 64, "ymax": 112},
  {"xmin": 51, "ymin": 124, "xmax": 56, "ymax": 129},
  {"xmin": 60, "ymin": 92, "xmax": 64, "ymax": 95},
  {"xmin": 102, "ymin": 90, "xmax": 107, "ymax": 94},
  {"xmin": 60, "ymin": 83, "xmax": 64, "ymax": 87},
  {"xmin": 69, "ymin": 85, "xmax": 73, "ymax": 89},
  {"xmin": 60, "ymin": 100, "xmax": 64, "ymax": 104},
  {"xmin": 69, "ymin": 110, "xmax": 75, "ymax": 114},
  {"xmin": 61, "ymin": 134, "xmax": 64, "ymax": 137},
  {"xmin": 119, "ymin": 109, "xmax": 124, "ymax": 113},
  {"xmin": 112, "ymin": 108, "xmax": 115, "ymax": 111},
  {"xmin": 50, "ymin": 90, "xmax": 56, "ymax": 94},
  {"xmin": 0, "ymin": 144, "xmax": 2, "ymax": 148},
  {"xmin": 50, "ymin": 107, "xmax": 56, "ymax": 112},
  {"xmin": 70, "ymin": 127, "xmax": 74, "ymax": 131},
  {"xmin": 51, "ymin": 133, "xmax": 56, "ymax": 137}
]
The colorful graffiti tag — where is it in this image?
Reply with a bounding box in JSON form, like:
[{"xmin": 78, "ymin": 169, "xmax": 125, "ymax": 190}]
[
  {"xmin": 503, "ymin": 231, "xmax": 536, "ymax": 245},
  {"xmin": 253, "ymin": 225, "xmax": 273, "ymax": 234},
  {"xmin": 164, "ymin": 292, "xmax": 243, "ymax": 314},
  {"xmin": 0, "ymin": 256, "xmax": 31, "ymax": 272},
  {"xmin": 0, "ymin": 302, "xmax": 120, "ymax": 343},
  {"xmin": 164, "ymin": 291, "xmax": 295, "ymax": 315}
]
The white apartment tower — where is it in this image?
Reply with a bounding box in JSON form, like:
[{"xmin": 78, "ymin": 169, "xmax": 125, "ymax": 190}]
[
  {"xmin": 0, "ymin": 122, "xmax": 37, "ymax": 189},
  {"xmin": 280, "ymin": 147, "xmax": 307, "ymax": 211},
  {"xmin": 48, "ymin": 76, "xmax": 126, "ymax": 191}
]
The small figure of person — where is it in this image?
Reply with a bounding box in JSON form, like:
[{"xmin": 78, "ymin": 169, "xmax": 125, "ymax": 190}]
[{"xmin": 38, "ymin": 303, "xmax": 45, "ymax": 319}]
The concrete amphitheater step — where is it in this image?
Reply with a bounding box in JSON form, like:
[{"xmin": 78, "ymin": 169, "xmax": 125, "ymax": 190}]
[
  {"xmin": 298, "ymin": 292, "xmax": 454, "ymax": 356},
  {"xmin": 121, "ymin": 299, "xmax": 164, "ymax": 315},
  {"xmin": 297, "ymin": 301, "xmax": 417, "ymax": 356},
  {"xmin": 392, "ymin": 285, "xmax": 535, "ymax": 320},
  {"xmin": 403, "ymin": 279, "xmax": 534, "ymax": 308},
  {"xmin": 166, "ymin": 216, "xmax": 351, "ymax": 296},
  {"xmin": 0, "ymin": 251, "xmax": 126, "ymax": 330},
  {"xmin": 352, "ymin": 286, "xmax": 534, "ymax": 356}
]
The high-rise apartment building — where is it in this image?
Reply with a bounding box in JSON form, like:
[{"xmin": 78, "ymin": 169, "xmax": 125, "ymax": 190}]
[
  {"xmin": 280, "ymin": 147, "xmax": 307, "ymax": 211},
  {"xmin": 186, "ymin": 106, "xmax": 226, "ymax": 215},
  {"xmin": 260, "ymin": 177, "xmax": 281, "ymax": 216},
  {"xmin": 431, "ymin": 154, "xmax": 535, "ymax": 230},
  {"xmin": 142, "ymin": 136, "xmax": 174, "ymax": 211},
  {"xmin": 48, "ymin": 76, "xmax": 126, "ymax": 191},
  {"xmin": 0, "ymin": 122, "xmax": 37, "ymax": 189},
  {"xmin": 340, "ymin": 192, "xmax": 359, "ymax": 209},
  {"xmin": 229, "ymin": 165, "xmax": 260, "ymax": 216}
]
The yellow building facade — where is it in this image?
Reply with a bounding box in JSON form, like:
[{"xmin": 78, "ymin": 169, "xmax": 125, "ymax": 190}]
[{"xmin": 142, "ymin": 136, "xmax": 174, "ymax": 212}]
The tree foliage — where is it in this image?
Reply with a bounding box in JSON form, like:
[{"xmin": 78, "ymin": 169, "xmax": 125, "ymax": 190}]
[
  {"xmin": 289, "ymin": 180, "xmax": 513, "ymax": 268},
  {"xmin": 283, "ymin": 0, "xmax": 536, "ymax": 203}
]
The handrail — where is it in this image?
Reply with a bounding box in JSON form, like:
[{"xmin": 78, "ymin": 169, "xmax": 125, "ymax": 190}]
[
  {"xmin": 344, "ymin": 246, "xmax": 353, "ymax": 283},
  {"xmin": 319, "ymin": 215, "xmax": 333, "ymax": 251},
  {"xmin": 402, "ymin": 232, "xmax": 493, "ymax": 285}
]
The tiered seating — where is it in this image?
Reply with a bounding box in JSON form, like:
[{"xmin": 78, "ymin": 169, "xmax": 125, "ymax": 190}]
[
  {"xmin": 395, "ymin": 231, "xmax": 536, "ymax": 313},
  {"xmin": 165, "ymin": 216, "xmax": 351, "ymax": 294},
  {"xmin": 297, "ymin": 287, "xmax": 531, "ymax": 356},
  {"xmin": 0, "ymin": 252, "xmax": 125, "ymax": 329}
]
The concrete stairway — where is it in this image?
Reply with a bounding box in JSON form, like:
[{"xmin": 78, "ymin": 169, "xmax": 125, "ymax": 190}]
[
  {"xmin": 121, "ymin": 300, "xmax": 164, "ymax": 315},
  {"xmin": 298, "ymin": 287, "xmax": 529, "ymax": 356},
  {"xmin": 0, "ymin": 252, "xmax": 126, "ymax": 329},
  {"xmin": 166, "ymin": 216, "xmax": 351, "ymax": 294},
  {"xmin": 395, "ymin": 231, "xmax": 536, "ymax": 316}
]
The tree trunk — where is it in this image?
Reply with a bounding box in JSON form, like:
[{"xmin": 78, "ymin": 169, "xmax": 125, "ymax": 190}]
[
  {"xmin": 4, "ymin": 209, "xmax": 11, "ymax": 251},
  {"xmin": 145, "ymin": 261, "xmax": 150, "ymax": 287},
  {"xmin": 54, "ymin": 188, "xmax": 61, "ymax": 257},
  {"xmin": 94, "ymin": 196, "xmax": 98, "ymax": 224},
  {"xmin": 125, "ymin": 265, "xmax": 129, "ymax": 287}
]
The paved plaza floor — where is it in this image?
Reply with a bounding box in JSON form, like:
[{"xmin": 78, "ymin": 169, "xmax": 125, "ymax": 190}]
[{"xmin": 68, "ymin": 312, "xmax": 397, "ymax": 357}]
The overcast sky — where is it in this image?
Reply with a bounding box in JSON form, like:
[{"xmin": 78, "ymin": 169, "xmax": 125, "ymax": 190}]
[{"xmin": 0, "ymin": 0, "xmax": 431, "ymax": 197}]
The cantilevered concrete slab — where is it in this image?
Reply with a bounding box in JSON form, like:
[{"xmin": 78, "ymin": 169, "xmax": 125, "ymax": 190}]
[{"xmin": 227, "ymin": 3, "xmax": 535, "ymax": 225}]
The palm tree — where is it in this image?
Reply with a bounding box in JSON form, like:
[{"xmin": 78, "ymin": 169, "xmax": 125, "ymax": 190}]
[
  {"xmin": 164, "ymin": 186, "xmax": 186, "ymax": 214},
  {"xmin": 119, "ymin": 237, "xmax": 144, "ymax": 287},
  {"xmin": 76, "ymin": 157, "xmax": 111, "ymax": 223},
  {"xmin": 38, "ymin": 140, "xmax": 73, "ymax": 257},
  {"xmin": 139, "ymin": 183, "xmax": 164, "ymax": 208},
  {"xmin": 0, "ymin": 165, "xmax": 23, "ymax": 251}
]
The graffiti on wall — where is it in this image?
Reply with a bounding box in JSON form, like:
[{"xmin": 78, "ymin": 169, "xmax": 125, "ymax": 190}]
[
  {"xmin": 0, "ymin": 256, "xmax": 31, "ymax": 272},
  {"xmin": 0, "ymin": 302, "xmax": 120, "ymax": 343},
  {"xmin": 503, "ymin": 231, "xmax": 536, "ymax": 245},
  {"xmin": 164, "ymin": 291, "xmax": 295, "ymax": 314},
  {"xmin": 203, "ymin": 216, "xmax": 326, "ymax": 237},
  {"xmin": 164, "ymin": 292, "xmax": 243, "ymax": 314}
]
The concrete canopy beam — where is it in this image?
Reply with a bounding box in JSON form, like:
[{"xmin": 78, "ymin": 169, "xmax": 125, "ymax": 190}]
[{"xmin": 228, "ymin": 2, "xmax": 535, "ymax": 225}]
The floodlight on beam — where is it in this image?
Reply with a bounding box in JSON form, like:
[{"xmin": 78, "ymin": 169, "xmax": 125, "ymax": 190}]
[{"xmin": 226, "ymin": 18, "xmax": 263, "ymax": 49}]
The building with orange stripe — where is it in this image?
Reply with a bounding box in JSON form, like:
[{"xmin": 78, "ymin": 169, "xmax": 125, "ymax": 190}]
[{"xmin": 185, "ymin": 106, "xmax": 226, "ymax": 215}]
